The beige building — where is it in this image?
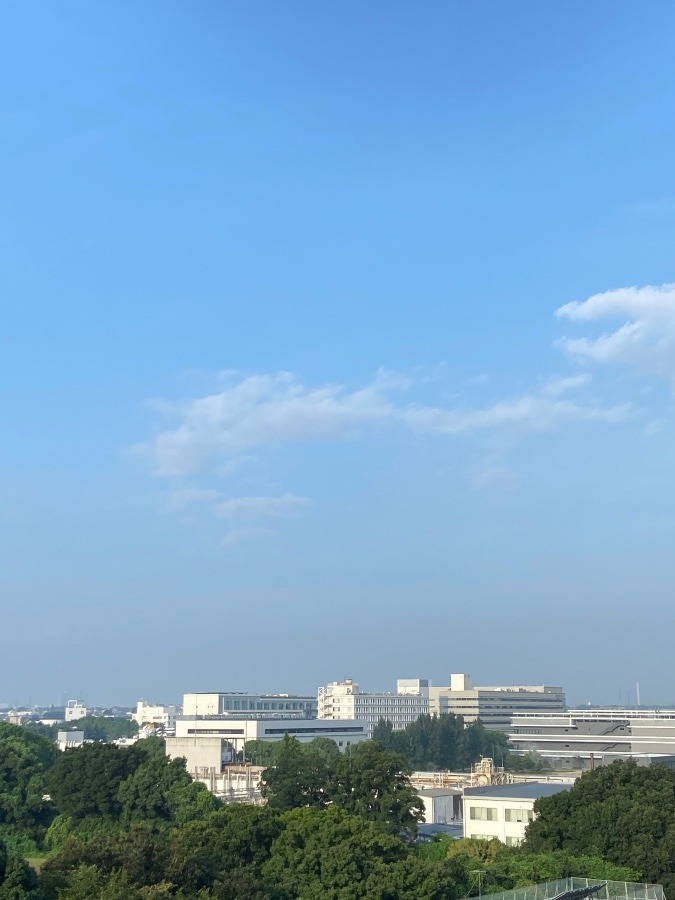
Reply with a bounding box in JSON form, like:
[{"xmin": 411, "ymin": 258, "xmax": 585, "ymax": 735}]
[
  {"xmin": 463, "ymin": 782, "xmax": 570, "ymax": 845},
  {"xmin": 429, "ymin": 675, "xmax": 565, "ymax": 731}
]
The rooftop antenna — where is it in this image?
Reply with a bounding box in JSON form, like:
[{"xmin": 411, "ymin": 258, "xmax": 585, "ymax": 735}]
[{"xmin": 636, "ymin": 682, "xmax": 641, "ymax": 708}]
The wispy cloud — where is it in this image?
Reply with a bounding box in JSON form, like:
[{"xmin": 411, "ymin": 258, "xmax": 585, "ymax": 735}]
[
  {"xmin": 139, "ymin": 368, "xmax": 627, "ymax": 481},
  {"xmin": 137, "ymin": 286, "xmax": 669, "ymax": 530},
  {"xmin": 556, "ymin": 282, "xmax": 675, "ymax": 383},
  {"xmin": 140, "ymin": 369, "xmax": 403, "ymax": 478},
  {"xmin": 215, "ymin": 493, "xmax": 311, "ymax": 521},
  {"xmin": 401, "ymin": 394, "xmax": 630, "ymax": 435}
]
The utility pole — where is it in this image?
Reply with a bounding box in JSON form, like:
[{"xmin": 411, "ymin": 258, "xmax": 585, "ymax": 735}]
[{"xmin": 471, "ymin": 870, "xmax": 485, "ymax": 898}]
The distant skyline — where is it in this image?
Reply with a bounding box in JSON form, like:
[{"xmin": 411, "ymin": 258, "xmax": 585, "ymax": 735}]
[{"xmin": 3, "ymin": 2, "xmax": 675, "ymax": 706}]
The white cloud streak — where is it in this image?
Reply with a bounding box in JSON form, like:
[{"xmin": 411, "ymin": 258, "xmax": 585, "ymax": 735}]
[
  {"xmin": 140, "ymin": 369, "xmax": 628, "ymax": 480},
  {"xmin": 401, "ymin": 395, "xmax": 630, "ymax": 435}
]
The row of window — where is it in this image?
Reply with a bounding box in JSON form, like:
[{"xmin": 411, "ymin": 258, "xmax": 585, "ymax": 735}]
[
  {"xmin": 223, "ymin": 700, "xmax": 314, "ymax": 712},
  {"xmin": 469, "ymin": 834, "xmax": 523, "ymax": 847},
  {"xmin": 469, "ymin": 807, "xmax": 534, "ymax": 823}
]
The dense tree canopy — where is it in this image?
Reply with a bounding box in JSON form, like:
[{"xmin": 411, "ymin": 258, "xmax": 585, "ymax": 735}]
[
  {"xmin": 525, "ymin": 760, "xmax": 675, "ymax": 896},
  {"xmin": 0, "ymin": 723, "xmax": 58, "ymax": 852},
  {"xmin": 46, "ymin": 743, "xmax": 143, "ymax": 822},
  {"xmin": 260, "ymin": 737, "xmax": 421, "ymax": 835}
]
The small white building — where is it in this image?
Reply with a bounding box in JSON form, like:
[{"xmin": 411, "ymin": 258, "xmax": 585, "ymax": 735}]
[
  {"xmin": 57, "ymin": 730, "xmax": 85, "ymax": 751},
  {"xmin": 417, "ymin": 787, "xmax": 462, "ymax": 825},
  {"xmin": 64, "ymin": 700, "xmax": 87, "ymax": 722},
  {"xmin": 463, "ymin": 782, "xmax": 570, "ymax": 846},
  {"xmin": 132, "ymin": 701, "xmax": 180, "ymax": 734},
  {"xmin": 317, "ymin": 678, "xmax": 429, "ymax": 738}
]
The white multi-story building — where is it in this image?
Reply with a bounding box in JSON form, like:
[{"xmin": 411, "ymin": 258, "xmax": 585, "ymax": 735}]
[
  {"xmin": 132, "ymin": 701, "xmax": 180, "ymax": 734},
  {"xmin": 64, "ymin": 700, "xmax": 87, "ymax": 722},
  {"xmin": 463, "ymin": 782, "xmax": 570, "ymax": 845},
  {"xmin": 429, "ymin": 675, "xmax": 565, "ymax": 731},
  {"xmin": 317, "ymin": 678, "xmax": 429, "ymax": 738}
]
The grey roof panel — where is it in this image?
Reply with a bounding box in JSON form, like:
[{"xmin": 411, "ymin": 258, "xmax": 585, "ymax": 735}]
[{"xmin": 463, "ymin": 782, "xmax": 571, "ymax": 800}]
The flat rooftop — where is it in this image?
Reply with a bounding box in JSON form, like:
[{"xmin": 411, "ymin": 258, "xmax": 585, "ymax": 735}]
[{"xmin": 464, "ymin": 782, "xmax": 570, "ymax": 801}]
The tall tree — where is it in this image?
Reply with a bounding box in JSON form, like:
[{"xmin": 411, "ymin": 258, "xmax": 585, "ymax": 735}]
[
  {"xmin": 46, "ymin": 743, "xmax": 141, "ymax": 822},
  {"xmin": 260, "ymin": 735, "xmax": 331, "ymax": 811},
  {"xmin": 329, "ymin": 741, "xmax": 422, "ymax": 836}
]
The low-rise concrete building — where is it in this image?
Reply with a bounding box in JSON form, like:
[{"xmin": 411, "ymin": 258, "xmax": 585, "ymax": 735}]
[
  {"xmin": 463, "ymin": 782, "xmax": 570, "ymax": 846},
  {"xmin": 57, "ymin": 730, "xmax": 84, "ymax": 752}
]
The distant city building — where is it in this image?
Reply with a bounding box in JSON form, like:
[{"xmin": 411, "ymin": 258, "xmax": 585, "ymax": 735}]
[
  {"xmin": 463, "ymin": 782, "xmax": 570, "ymax": 845},
  {"xmin": 167, "ymin": 716, "xmax": 367, "ymax": 774},
  {"xmin": 509, "ymin": 708, "xmax": 675, "ymax": 770},
  {"xmin": 182, "ymin": 692, "xmax": 317, "ymax": 719},
  {"xmin": 132, "ymin": 701, "xmax": 180, "ymax": 734},
  {"xmin": 57, "ymin": 730, "xmax": 85, "ymax": 752},
  {"xmin": 317, "ymin": 678, "xmax": 430, "ymax": 738},
  {"xmin": 429, "ymin": 675, "xmax": 565, "ymax": 731},
  {"xmin": 64, "ymin": 700, "xmax": 88, "ymax": 722}
]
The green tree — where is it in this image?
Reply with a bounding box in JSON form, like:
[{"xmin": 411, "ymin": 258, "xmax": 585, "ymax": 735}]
[
  {"xmin": 46, "ymin": 743, "xmax": 141, "ymax": 822},
  {"xmin": 0, "ymin": 723, "xmax": 57, "ymax": 850},
  {"xmin": 260, "ymin": 735, "xmax": 331, "ymax": 811},
  {"xmin": 525, "ymin": 760, "xmax": 675, "ymax": 894},
  {"xmin": 329, "ymin": 741, "xmax": 422, "ymax": 836},
  {"xmin": 0, "ymin": 852, "xmax": 42, "ymax": 900},
  {"xmin": 117, "ymin": 754, "xmax": 218, "ymax": 826},
  {"xmin": 166, "ymin": 805, "xmax": 284, "ymax": 899},
  {"xmin": 264, "ymin": 806, "xmax": 459, "ymax": 899},
  {"xmin": 372, "ymin": 714, "xmax": 512, "ymax": 771}
]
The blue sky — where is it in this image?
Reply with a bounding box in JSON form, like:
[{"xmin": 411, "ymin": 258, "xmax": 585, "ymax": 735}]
[{"xmin": 2, "ymin": 2, "xmax": 675, "ymax": 707}]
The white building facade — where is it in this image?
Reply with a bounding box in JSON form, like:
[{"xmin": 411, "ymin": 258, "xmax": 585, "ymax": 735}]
[
  {"xmin": 317, "ymin": 678, "xmax": 430, "ymax": 738},
  {"xmin": 132, "ymin": 701, "xmax": 180, "ymax": 734},
  {"xmin": 463, "ymin": 782, "xmax": 570, "ymax": 846},
  {"xmin": 64, "ymin": 701, "xmax": 88, "ymax": 722}
]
